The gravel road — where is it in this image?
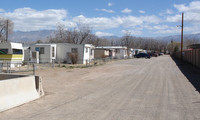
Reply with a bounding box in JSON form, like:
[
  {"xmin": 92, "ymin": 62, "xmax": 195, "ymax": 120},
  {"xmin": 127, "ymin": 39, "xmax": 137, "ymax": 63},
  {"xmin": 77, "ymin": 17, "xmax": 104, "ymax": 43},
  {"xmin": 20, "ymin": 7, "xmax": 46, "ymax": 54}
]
[{"xmin": 1, "ymin": 55, "xmax": 200, "ymax": 120}]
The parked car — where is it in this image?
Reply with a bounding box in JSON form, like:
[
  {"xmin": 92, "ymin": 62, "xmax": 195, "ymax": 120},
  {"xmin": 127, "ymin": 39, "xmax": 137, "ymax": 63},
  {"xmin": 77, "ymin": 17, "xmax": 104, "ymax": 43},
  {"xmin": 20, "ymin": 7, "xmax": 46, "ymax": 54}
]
[
  {"xmin": 134, "ymin": 53, "xmax": 151, "ymax": 59},
  {"xmin": 159, "ymin": 53, "xmax": 164, "ymax": 56},
  {"xmin": 150, "ymin": 52, "xmax": 158, "ymax": 57}
]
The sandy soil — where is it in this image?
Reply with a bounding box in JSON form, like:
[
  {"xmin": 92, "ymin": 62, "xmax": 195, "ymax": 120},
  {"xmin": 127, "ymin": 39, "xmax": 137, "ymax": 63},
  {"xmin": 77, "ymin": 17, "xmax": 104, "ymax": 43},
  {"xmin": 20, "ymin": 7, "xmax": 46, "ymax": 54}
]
[{"xmin": 0, "ymin": 55, "xmax": 200, "ymax": 120}]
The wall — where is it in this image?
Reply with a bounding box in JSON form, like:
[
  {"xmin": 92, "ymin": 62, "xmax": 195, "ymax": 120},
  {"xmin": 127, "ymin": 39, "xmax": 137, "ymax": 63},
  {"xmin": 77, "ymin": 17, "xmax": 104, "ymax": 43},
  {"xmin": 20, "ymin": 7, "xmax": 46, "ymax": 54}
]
[
  {"xmin": 0, "ymin": 74, "xmax": 43, "ymax": 112},
  {"xmin": 56, "ymin": 43, "xmax": 84, "ymax": 64},
  {"xmin": 30, "ymin": 44, "xmax": 56, "ymax": 63},
  {"xmin": 175, "ymin": 49, "xmax": 200, "ymax": 68},
  {"xmin": 115, "ymin": 49, "xmax": 127, "ymax": 59},
  {"xmin": 94, "ymin": 50, "xmax": 104, "ymax": 58}
]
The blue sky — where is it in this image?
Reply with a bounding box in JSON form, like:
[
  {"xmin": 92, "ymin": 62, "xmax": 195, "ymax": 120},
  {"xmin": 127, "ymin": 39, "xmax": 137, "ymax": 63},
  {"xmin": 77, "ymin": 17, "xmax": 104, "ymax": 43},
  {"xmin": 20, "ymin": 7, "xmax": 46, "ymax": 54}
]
[{"xmin": 0, "ymin": 0, "xmax": 200, "ymax": 37}]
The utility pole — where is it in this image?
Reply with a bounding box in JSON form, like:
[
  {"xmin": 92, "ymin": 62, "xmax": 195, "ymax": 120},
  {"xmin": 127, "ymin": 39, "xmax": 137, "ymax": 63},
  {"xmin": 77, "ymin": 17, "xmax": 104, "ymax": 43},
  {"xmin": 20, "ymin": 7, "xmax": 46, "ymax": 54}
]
[
  {"xmin": 6, "ymin": 20, "xmax": 8, "ymax": 42},
  {"xmin": 180, "ymin": 13, "xmax": 184, "ymax": 60}
]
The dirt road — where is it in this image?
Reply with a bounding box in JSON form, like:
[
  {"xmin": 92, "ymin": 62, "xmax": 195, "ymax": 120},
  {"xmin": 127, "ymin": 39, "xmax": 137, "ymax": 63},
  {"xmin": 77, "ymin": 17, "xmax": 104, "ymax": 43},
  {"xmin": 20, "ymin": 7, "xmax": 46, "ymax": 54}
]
[{"xmin": 1, "ymin": 55, "xmax": 200, "ymax": 120}]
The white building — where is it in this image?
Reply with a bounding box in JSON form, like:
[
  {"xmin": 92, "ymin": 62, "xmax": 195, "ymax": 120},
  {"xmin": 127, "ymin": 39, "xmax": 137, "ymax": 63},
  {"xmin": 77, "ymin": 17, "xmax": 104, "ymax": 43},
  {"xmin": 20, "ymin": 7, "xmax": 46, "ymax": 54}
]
[
  {"xmin": 25, "ymin": 44, "xmax": 57, "ymax": 63},
  {"xmin": 56, "ymin": 43, "xmax": 95, "ymax": 64},
  {"xmin": 96, "ymin": 46, "xmax": 128, "ymax": 59}
]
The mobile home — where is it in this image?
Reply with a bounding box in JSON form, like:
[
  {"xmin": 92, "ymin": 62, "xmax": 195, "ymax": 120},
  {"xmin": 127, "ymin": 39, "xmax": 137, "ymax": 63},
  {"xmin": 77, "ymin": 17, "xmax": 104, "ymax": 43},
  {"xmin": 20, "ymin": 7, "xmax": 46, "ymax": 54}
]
[
  {"xmin": 56, "ymin": 43, "xmax": 95, "ymax": 64},
  {"xmin": 27, "ymin": 44, "xmax": 57, "ymax": 63},
  {"xmin": 94, "ymin": 48, "xmax": 110, "ymax": 58},
  {"xmin": 0, "ymin": 42, "xmax": 24, "ymax": 67},
  {"xmin": 96, "ymin": 46, "xmax": 128, "ymax": 59}
]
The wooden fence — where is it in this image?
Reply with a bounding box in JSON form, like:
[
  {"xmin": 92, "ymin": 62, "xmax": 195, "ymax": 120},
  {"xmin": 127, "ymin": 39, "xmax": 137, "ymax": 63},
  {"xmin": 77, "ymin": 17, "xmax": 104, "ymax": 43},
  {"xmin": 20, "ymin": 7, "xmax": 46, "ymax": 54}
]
[{"xmin": 174, "ymin": 49, "xmax": 200, "ymax": 68}]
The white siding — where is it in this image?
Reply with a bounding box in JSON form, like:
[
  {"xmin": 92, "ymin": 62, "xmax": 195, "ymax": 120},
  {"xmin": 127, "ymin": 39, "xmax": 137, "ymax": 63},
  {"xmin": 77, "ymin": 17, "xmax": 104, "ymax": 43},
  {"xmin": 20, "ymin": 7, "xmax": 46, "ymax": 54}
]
[
  {"xmin": 56, "ymin": 43, "xmax": 95, "ymax": 64},
  {"xmin": 56, "ymin": 43, "xmax": 84, "ymax": 64},
  {"xmin": 30, "ymin": 44, "xmax": 56, "ymax": 63}
]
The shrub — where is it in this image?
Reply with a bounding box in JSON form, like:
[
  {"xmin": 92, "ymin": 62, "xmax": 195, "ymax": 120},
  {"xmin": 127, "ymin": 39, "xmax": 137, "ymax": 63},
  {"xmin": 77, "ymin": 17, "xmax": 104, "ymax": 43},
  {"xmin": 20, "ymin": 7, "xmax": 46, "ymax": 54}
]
[{"xmin": 69, "ymin": 53, "xmax": 78, "ymax": 64}]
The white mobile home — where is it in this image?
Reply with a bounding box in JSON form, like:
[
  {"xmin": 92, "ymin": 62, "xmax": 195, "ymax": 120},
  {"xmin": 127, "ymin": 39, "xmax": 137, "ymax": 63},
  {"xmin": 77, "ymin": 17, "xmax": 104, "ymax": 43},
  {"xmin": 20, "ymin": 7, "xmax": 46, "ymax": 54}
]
[
  {"xmin": 96, "ymin": 46, "xmax": 128, "ymax": 59},
  {"xmin": 56, "ymin": 43, "xmax": 95, "ymax": 64},
  {"xmin": 0, "ymin": 42, "xmax": 24, "ymax": 67},
  {"xmin": 28, "ymin": 44, "xmax": 56, "ymax": 63}
]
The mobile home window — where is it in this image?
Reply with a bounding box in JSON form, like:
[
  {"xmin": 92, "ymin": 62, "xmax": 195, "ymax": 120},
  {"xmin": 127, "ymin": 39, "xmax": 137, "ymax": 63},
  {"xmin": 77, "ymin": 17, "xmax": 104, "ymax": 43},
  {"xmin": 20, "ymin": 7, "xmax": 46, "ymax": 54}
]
[
  {"xmin": 35, "ymin": 47, "xmax": 44, "ymax": 54},
  {"xmin": 115, "ymin": 49, "xmax": 120, "ymax": 53},
  {"xmin": 13, "ymin": 49, "xmax": 23, "ymax": 54},
  {"xmin": 71, "ymin": 48, "xmax": 78, "ymax": 53},
  {"xmin": 90, "ymin": 49, "xmax": 93, "ymax": 55},
  {"xmin": 40, "ymin": 47, "xmax": 44, "ymax": 54},
  {"xmin": 52, "ymin": 47, "xmax": 55, "ymax": 57},
  {"xmin": 86, "ymin": 48, "xmax": 88, "ymax": 53},
  {"xmin": 0, "ymin": 49, "xmax": 8, "ymax": 54}
]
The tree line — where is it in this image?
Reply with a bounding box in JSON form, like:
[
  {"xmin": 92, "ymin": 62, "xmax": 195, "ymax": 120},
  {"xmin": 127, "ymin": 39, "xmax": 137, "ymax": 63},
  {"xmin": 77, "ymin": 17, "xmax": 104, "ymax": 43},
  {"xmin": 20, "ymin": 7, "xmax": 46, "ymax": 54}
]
[
  {"xmin": 48, "ymin": 23, "xmax": 200, "ymax": 53},
  {"xmin": 47, "ymin": 23, "xmax": 170, "ymax": 52}
]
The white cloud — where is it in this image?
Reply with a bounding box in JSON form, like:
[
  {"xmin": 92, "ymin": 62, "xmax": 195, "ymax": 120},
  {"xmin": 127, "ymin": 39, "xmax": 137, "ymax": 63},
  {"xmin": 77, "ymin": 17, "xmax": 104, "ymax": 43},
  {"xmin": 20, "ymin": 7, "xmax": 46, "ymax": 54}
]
[
  {"xmin": 95, "ymin": 31, "xmax": 113, "ymax": 37},
  {"xmin": 101, "ymin": 9, "xmax": 115, "ymax": 13},
  {"xmin": 173, "ymin": 1, "xmax": 200, "ymax": 12},
  {"xmin": 166, "ymin": 14, "xmax": 181, "ymax": 22},
  {"xmin": 153, "ymin": 25, "xmax": 169, "ymax": 30},
  {"xmin": 121, "ymin": 30, "xmax": 142, "ymax": 35},
  {"xmin": 139, "ymin": 10, "xmax": 145, "ymax": 14},
  {"xmin": 73, "ymin": 15, "xmax": 120, "ymax": 29},
  {"xmin": 96, "ymin": 8, "xmax": 115, "ymax": 13},
  {"xmin": 120, "ymin": 16, "xmax": 143, "ymax": 27},
  {"xmin": 0, "ymin": 9, "xmax": 4, "ymax": 12},
  {"xmin": 72, "ymin": 15, "xmax": 146, "ymax": 30},
  {"xmin": 121, "ymin": 8, "xmax": 132, "ymax": 13},
  {"xmin": 0, "ymin": 7, "xmax": 67, "ymax": 31},
  {"xmin": 154, "ymin": 26, "xmax": 180, "ymax": 34},
  {"xmin": 139, "ymin": 15, "xmax": 161, "ymax": 24},
  {"xmin": 166, "ymin": 9, "xmax": 173, "ymax": 14},
  {"xmin": 167, "ymin": 1, "xmax": 200, "ymax": 23},
  {"xmin": 108, "ymin": 2, "xmax": 113, "ymax": 7}
]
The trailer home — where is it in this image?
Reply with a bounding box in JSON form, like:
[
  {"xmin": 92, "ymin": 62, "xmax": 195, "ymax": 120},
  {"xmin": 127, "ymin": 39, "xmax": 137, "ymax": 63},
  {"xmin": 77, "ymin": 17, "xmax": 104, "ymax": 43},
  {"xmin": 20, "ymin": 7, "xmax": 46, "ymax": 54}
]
[
  {"xmin": 96, "ymin": 46, "xmax": 128, "ymax": 59},
  {"xmin": 28, "ymin": 44, "xmax": 57, "ymax": 63},
  {"xmin": 0, "ymin": 42, "xmax": 24, "ymax": 67},
  {"xmin": 56, "ymin": 43, "xmax": 95, "ymax": 64}
]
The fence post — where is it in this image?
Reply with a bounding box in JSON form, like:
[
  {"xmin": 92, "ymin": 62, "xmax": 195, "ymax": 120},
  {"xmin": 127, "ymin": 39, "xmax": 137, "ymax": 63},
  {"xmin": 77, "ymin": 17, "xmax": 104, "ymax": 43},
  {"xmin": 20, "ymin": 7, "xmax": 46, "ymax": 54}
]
[
  {"xmin": 86, "ymin": 60, "xmax": 88, "ymax": 67},
  {"xmin": 18, "ymin": 63, "xmax": 21, "ymax": 71},
  {"xmin": 94, "ymin": 59, "xmax": 97, "ymax": 66},
  {"xmin": 0, "ymin": 62, "xmax": 2, "ymax": 73},
  {"xmin": 7, "ymin": 62, "xmax": 9, "ymax": 73},
  {"xmin": 52, "ymin": 59, "xmax": 55, "ymax": 68},
  {"xmin": 33, "ymin": 64, "xmax": 36, "ymax": 75}
]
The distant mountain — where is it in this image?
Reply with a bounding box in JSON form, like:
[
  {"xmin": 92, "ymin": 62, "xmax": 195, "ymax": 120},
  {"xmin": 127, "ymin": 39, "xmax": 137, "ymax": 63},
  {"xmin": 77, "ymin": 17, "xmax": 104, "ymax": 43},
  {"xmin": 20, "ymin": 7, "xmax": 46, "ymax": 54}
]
[
  {"xmin": 7, "ymin": 30, "xmax": 200, "ymax": 44},
  {"xmin": 155, "ymin": 33, "xmax": 200, "ymax": 42},
  {"xmin": 100, "ymin": 36, "xmax": 120, "ymax": 39},
  {"xmin": 8, "ymin": 30, "xmax": 55, "ymax": 43}
]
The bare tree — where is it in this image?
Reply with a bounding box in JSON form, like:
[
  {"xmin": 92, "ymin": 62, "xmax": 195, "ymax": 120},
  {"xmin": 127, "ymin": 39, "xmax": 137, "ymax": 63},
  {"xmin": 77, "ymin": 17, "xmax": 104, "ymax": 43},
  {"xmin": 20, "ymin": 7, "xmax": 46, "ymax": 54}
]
[
  {"xmin": 183, "ymin": 37, "xmax": 200, "ymax": 49},
  {"xmin": 121, "ymin": 30, "xmax": 133, "ymax": 48},
  {"xmin": 0, "ymin": 17, "xmax": 14, "ymax": 42},
  {"xmin": 49, "ymin": 23, "xmax": 94, "ymax": 44},
  {"xmin": 77, "ymin": 24, "xmax": 92, "ymax": 44},
  {"xmin": 53, "ymin": 23, "xmax": 68, "ymax": 43}
]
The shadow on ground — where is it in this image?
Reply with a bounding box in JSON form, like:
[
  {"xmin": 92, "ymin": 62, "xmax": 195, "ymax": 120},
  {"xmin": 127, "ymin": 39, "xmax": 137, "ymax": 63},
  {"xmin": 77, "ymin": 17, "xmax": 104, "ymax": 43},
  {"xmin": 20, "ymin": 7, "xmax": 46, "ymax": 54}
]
[{"xmin": 172, "ymin": 57, "xmax": 200, "ymax": 93}]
